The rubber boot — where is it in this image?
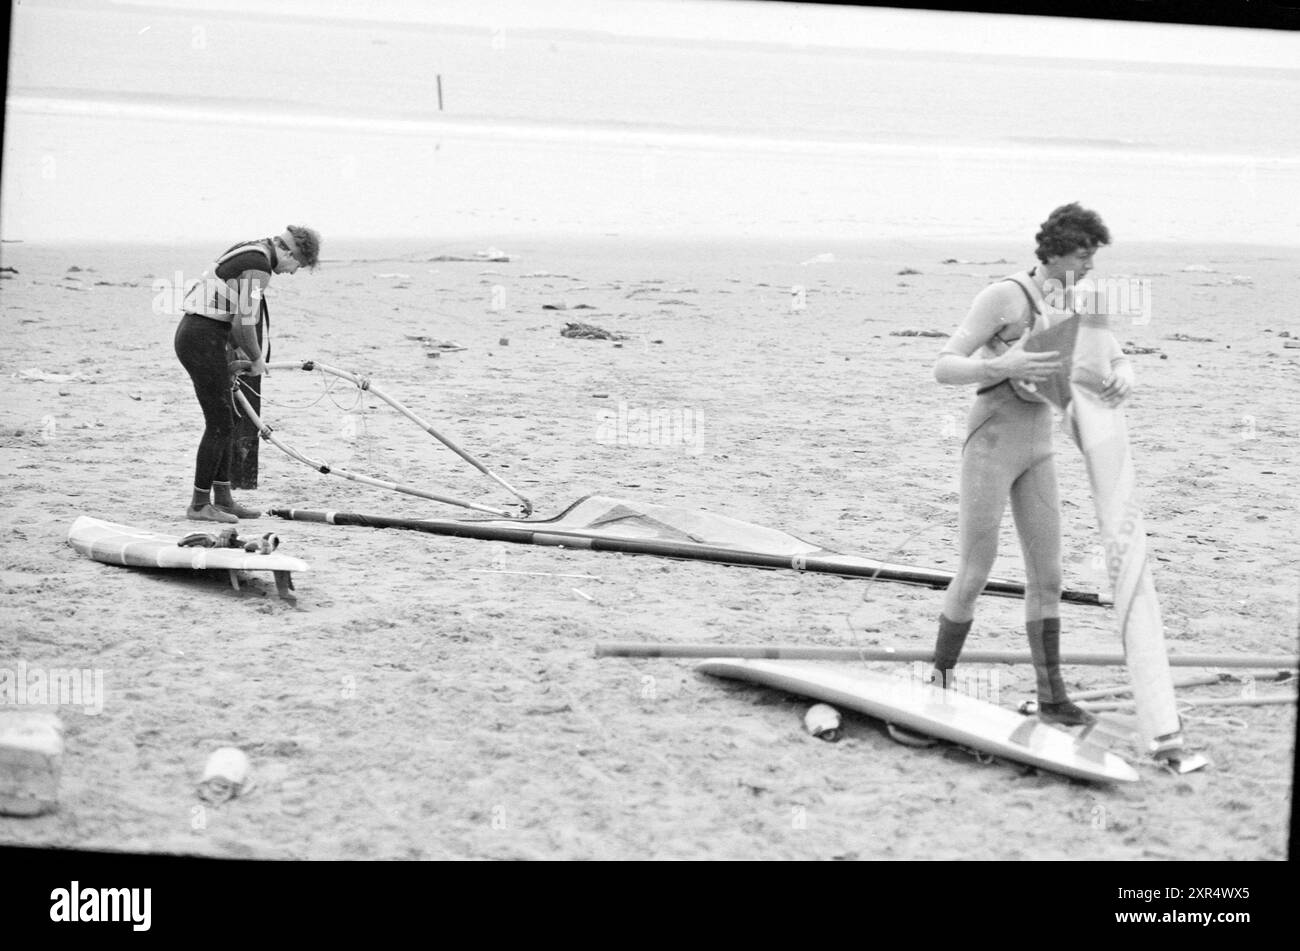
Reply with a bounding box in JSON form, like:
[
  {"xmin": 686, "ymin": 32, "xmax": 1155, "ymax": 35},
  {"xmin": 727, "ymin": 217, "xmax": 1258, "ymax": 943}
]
[
  {"xmin": 930, "ymin": 614, "xmax": 972, "ymax": 690},
  {"xmin": 187, "ymin": 503, "xmax": 238, "ymax": 524},
  {"xmin": 1027, "ymin": 617, "xmax": 1094, "ymax": 725},
  {"xmin": 212, "ymin": 481, "xmax": 264, "ymax": 519}
]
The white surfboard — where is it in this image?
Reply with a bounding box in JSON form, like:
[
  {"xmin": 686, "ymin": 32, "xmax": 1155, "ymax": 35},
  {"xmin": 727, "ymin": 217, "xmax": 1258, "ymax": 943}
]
[
  {"xmin": 699, "ymin": 658, "xmax": 1139, "ymax": 784},
  {"xmin": 68, "ymin": 516, "xmax": 307, "ymax": 598}
]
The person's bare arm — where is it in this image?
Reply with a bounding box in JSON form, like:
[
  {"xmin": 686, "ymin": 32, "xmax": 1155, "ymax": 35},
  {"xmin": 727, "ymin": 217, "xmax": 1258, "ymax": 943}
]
[
  {"xmin": 229, "ymin": 271, "xmax": 270, "ymax": 376},
  {"xmin": 934, "ymin": 283, "xmax": 1062, "ymax": 387}
]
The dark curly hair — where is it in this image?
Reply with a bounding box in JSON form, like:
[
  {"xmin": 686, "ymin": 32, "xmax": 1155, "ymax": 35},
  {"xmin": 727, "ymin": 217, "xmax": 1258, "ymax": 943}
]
[
  {"xmin": 1034, "ymin": 203, "xmax": 1110, "ymax": 262},
  {"xmin": 285, "ymin": 224, "xmax": 321, "ymax": 269}
]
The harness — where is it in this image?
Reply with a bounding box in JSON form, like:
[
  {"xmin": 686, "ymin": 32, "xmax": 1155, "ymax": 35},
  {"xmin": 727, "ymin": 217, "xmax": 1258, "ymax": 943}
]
[
  {"xmin": 183, "ymin": 240, "xmax": 273, "ymax": 320},
  {"xmin": 976, "ymin": 274, "xmax": 1046, "ymax": 398},
  {"xmin": 183, "ymin": 239, "xmax": 273, "ymax": 361}
]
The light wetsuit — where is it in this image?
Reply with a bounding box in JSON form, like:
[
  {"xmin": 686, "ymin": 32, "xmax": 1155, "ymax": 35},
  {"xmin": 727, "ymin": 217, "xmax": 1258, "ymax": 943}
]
[
  {"xmin": 933, "ymin": 268, "xmax": 1079, "ymax": 716},
  {"xmin": 174, "ymin": 239, "xmax": 276, "ymax": 493},
  {"xmin": 946, "ymin": 271, "xmax": 1061, "ymax": 623}
]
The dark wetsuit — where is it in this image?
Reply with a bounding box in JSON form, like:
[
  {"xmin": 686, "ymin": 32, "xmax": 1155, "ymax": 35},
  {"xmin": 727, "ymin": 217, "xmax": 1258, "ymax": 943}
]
[{"xmin": 174, "ymin": 240, "xmax": 275, "ymax": 491}]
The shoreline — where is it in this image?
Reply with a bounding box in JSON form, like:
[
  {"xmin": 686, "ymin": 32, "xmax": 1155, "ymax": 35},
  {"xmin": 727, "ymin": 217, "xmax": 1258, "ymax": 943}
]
[{"xmin": 5, "ymin": 235, "xmax": 1299, "ymax": 255}]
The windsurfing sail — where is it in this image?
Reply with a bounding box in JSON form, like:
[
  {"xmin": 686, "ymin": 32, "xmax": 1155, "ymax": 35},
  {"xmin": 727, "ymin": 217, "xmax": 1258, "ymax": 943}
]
[
  {"xmin": 1023, "ymin": 311, "xmax": 1192, "ymax": 762},
  {"xmin": 233, "ymin": 360, "xmax": 533, "ymax": 518},
  {"xmin": 270, "ymin": 495, "xmax": 1109, "ymax": 606}
]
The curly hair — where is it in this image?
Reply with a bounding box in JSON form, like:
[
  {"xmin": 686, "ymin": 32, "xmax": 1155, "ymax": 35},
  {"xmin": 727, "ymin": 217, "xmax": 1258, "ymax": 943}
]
[
  {"xmin": 1034, "ymin": 203, "xmax": 1110, "ymax": 262},
  {"xmin": 285, "ymin": 224, "xmax": 322, "ymax": 269}
]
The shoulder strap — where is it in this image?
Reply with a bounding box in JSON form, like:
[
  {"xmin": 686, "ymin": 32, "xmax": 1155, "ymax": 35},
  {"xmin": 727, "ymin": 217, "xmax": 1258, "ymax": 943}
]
[
  {"xmin": 216, "ymin": 239, "xmax": 274, "ymax": 271},
  {"xmin": 1001, "ymin": 275, "xmax": 1040, "ymax": 331},
  {"xmin": 987, "ymin": 274, "xmax": 1040, "ymax": 346}
]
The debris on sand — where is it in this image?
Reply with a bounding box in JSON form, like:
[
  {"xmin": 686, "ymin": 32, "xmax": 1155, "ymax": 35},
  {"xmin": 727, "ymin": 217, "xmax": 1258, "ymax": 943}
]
[
  {"xmin": 1122, "ymin": 342, "xmax": 1164, "ymax": 355},
  {"xmin": 890, "ymin": 329, "xmax": 947, "ymax": 338},
  {"xmin": 560, "ymin": 322, "xmax": 629, "ymax": 341},
  {"xmin": 0, "ymin": 712, "xmax": 63, "ymax": 816},
  {"xmin": 405, "ymin": 335, "xmax": 466, "ymax": 353},
  {"xmin": 428, "ymin": 247, "xmax": 512, "ymax": 263},
  {"xmin": 1165, "ymin": 333, "xmax": 1214, "ymax": 343},
  {"xmin": 1189, "ymin": 275, "xmax": 1254, "ymax": 286},
  {"xmin": 17, "ymin": 368, "xmax": 86, "ymax": 383}
]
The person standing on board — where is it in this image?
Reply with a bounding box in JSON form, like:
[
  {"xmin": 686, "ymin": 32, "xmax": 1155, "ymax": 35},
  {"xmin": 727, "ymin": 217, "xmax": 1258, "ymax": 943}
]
[
  {"xmin": 175, "ymin": 225, "xmax": 321, "ymax": 523},
  {"xmin": 929, "ymin": 203, "xmax": 1131, "ymax": 725}
]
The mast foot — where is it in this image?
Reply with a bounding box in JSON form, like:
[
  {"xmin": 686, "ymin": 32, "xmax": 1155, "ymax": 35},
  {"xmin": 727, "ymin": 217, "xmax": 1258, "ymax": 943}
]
[{"xmin": 1155, "ymin": 750, "xmax": 1209, "ymax": 774}]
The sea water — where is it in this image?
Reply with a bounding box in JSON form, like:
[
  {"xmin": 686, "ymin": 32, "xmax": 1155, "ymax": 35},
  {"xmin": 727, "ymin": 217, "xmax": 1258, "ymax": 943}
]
[{"xmin": 3, "ymin": 0, "xmax": 1297, "ymax": 243}]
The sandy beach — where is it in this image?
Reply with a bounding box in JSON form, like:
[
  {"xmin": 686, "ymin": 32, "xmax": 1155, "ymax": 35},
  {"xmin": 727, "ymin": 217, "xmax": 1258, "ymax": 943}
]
[
  {"xmin": 2, "ymin": 0, "xmax": 1298, "ymax": 868},
  {"xmin": 1, "ymin": 234, "xmax": 1295, "ymax": 860}
]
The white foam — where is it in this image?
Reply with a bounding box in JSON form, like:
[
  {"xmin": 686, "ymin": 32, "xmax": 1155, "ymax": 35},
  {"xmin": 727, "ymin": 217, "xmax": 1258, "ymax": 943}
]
[{"xmin": 10, "ymin": 94, "xmax": 1294, "ymax": 170}]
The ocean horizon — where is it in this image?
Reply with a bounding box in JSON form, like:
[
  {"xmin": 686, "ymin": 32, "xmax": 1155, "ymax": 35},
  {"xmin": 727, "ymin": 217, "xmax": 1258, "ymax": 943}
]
[{"xmin": 4, "ymin": 0, "xmax": 1298, "ymax": 243}]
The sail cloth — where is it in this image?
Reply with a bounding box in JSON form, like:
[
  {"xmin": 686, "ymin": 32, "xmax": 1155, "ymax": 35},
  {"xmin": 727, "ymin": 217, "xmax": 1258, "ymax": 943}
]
[
  {"xmin": 270, "ymin": 495, "xmax": 1109, "ymax": 606},
  {"xmin": 1022, "ymin": 312, "xmax": 1187, "ymax": 759}
]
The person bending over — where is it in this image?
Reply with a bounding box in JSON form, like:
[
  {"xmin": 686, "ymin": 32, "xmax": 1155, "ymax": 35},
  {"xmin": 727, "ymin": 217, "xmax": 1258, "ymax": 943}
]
[{"xmin": 174, "ymin": 225, "xmax": 320, "ymax": 523}]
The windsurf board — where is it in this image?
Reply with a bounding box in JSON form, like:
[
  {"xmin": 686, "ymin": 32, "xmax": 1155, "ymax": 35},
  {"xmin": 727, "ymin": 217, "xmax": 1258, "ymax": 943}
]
[
  {"xmin": 698, "ymin": 658, "xmax": 1139, "ymax": 784},
  {"xmin": 67, "ymin": 516, "xmax": 307, "ymax": 599}
]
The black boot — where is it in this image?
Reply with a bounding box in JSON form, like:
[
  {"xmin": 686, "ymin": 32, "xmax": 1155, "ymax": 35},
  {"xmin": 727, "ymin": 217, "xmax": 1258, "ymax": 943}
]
[
  {"xmin": 1027, "ymin": 617, "xmax": 1095, "ymax": 725},
  {"xmin": 931, "ymin": 614, "xmax": 973, "ymax": 689},
  {"xmin": 212, "ymin": 481, "xmax": 264, "ymax": 519}
]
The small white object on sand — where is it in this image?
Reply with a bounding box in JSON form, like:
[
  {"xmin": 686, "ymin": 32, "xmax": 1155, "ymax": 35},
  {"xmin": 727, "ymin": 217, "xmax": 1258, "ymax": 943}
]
[{"xmin": 0, "ymin": 712, "xmax": 64, "ymax": 816}]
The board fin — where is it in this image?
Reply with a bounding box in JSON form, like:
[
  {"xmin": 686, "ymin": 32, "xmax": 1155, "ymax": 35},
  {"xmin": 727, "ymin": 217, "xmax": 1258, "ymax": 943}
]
[
  {"xmin": 273, "ymin": 571, "xmax": 296, "ymax": 601},
  {"xmin": 885, "ymin": 722, "xmax": 937, "ymax": 748}
]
